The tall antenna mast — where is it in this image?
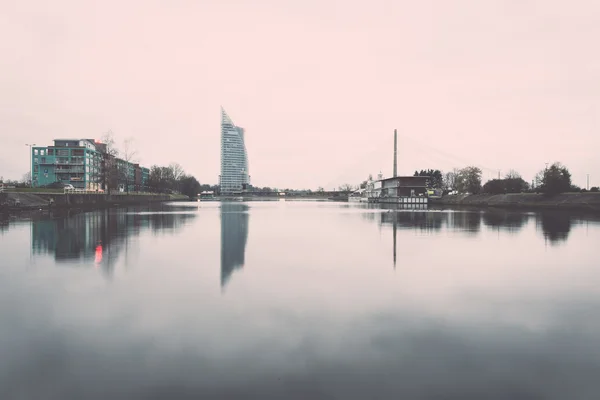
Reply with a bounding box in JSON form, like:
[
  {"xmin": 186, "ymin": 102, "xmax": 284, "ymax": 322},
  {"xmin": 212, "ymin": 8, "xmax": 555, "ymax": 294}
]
[{"xmin": 393, "ymin": 129, "xmax": 398, "ymax": 178}]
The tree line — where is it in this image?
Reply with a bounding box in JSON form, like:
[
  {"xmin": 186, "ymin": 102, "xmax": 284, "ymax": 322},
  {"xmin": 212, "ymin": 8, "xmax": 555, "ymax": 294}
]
[
  {"xmin": 344, "ymin": 163, "xmax": 597, "ymax": 196},
  {"xmin": 100, "ymin": 131, "xmax": 209, "ymax": 198},
  {"xmin": 146, "ymin": 163, "xmax": 215, "ymax": 198},
  {"xmin": 419, "ymin": 164, "xmax": 597, "ymax": 195}
]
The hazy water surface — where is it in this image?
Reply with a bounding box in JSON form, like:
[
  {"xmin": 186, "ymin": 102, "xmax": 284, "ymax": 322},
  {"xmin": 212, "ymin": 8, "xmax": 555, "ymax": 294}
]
[{"xmin": 1, "ymin": 201, "xmax": 600, "ymax": 399}]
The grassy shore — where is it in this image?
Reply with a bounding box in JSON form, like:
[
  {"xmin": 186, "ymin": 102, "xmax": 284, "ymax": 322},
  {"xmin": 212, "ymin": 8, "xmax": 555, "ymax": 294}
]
[
  {"xmin": 1, "ymin": 191, "xmax": 189, "ymax": 213},
  {"xmin": 431, "ymin": 192, "xmax": 600, "ymax": 212}
]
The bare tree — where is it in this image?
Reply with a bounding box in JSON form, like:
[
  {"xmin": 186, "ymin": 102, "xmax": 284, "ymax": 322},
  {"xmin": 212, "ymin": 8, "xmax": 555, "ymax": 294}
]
[
  {"xmin": 100, "ymin": 130, "xmax": 119, "ymax": 193},
  {"xmin": 169, "ymin": 162, "xmax": 184, "ymax": 181},
  {"xmin": 22, "ymin": 172, "xmax": 31, "ymax": 186},
  {"xmin": 100, "ymin": 130, "xmax": 119, "ymax": 157},
  {"xmin": 338, "ymin": 183, "xmax": 355, "ymax": 192},
  {"xmin": 444, "ymin": 169, "xmax": 459, "ymax": 190},
  {"xmin": 532, "ymin": 171, "xmax": 541, "ymax": 190},
  {"xmin": 120, "ymin": 138, "xmax": 138, "ymax": 193},
  {"xmin": 505, "ymin": 169, "xmax": 521, "ymax": 180}
]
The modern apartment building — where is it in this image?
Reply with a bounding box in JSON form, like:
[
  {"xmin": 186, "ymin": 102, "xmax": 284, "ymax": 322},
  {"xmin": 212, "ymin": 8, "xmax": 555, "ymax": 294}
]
[
  {"xmin": 220, "ymin": 108, "xmax": 250, "ymax": 195},
  {"xmin": 31, "ymin": 138, "xmax": 149, "ymax": 191}
]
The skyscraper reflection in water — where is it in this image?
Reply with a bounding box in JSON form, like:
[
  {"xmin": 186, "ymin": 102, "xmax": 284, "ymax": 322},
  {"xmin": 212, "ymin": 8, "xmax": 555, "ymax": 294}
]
[{"xmin": 220, "ymin": 203, "xmax": 249, "ymax": 287}]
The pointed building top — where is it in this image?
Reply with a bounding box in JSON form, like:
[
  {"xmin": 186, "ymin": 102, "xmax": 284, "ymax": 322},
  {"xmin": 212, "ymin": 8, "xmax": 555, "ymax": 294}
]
[{"xmin": 221, "ymin": 107, "xmax": 235, "ymax": 127}]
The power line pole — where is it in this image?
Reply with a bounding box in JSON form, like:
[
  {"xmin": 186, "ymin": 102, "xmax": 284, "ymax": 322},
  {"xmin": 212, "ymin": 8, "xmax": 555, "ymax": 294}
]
[{"xmin": 587, "ymin": 174, "xmax": 590, "ymax": 190}]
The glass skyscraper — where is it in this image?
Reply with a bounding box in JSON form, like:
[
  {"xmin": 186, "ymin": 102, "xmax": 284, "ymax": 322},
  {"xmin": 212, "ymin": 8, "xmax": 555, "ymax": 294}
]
[{"xmin": 220, "ymin": 108, "xmax": 249, "ymax": 195}]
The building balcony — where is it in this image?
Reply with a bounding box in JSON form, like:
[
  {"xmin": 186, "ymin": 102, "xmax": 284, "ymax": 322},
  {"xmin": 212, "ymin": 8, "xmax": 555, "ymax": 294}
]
[
  {"xmin": 55, "ymin": 168, "xmax": 85, "ymax": 173},
  {"xmin": 55, "ymin": 161, "xmax": 84, "ymax": 166}
]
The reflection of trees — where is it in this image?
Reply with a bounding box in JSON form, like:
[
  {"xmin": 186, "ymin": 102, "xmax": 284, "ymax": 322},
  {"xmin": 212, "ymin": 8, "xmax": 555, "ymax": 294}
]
[
  {"xmin": 482, "ymin": 209, "xmax": 528, "ymax": 232},
  {"xmin": 537, "ymin": 212, "xmax": 571, "ymax": 244},
  {"xmin": 220, "ymin": 203, "xmax": 249, "ymax": 287},
  {"xmin": 31, "ymin": 205, "xmax": 196, "ymax": 276},
  {"xmin": 448, "ymin": 211, "xmax": 482, "ymax": 233},
  {"xmin": 360, "ymin": 207, "xmax": 486, "ymax": 234},
  {"xmin": 380, "ymin": 211, "xmax": 444, "ymax": 232},
  {"xmin": 0, "ymin": 213, "xmax": 8, "ymax": 234}
]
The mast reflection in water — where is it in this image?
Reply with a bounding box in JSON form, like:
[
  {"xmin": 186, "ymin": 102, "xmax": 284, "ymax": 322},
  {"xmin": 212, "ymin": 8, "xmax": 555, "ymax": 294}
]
[{"xmin": 356, "ymin": 204, "xmax": 592, "ymax": 265}]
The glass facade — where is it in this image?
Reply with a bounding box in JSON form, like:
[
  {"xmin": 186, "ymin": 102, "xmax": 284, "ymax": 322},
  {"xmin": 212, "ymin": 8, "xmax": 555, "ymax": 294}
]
[{"xmin": 220, "ymin": 108, "xmax": 249, "ymax": 195}]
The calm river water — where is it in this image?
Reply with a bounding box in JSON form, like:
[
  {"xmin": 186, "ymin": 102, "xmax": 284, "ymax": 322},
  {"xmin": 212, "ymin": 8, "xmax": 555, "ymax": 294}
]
[{"xmin": 1, "ymin": 201, "xmax": 600, "ymax": 399}]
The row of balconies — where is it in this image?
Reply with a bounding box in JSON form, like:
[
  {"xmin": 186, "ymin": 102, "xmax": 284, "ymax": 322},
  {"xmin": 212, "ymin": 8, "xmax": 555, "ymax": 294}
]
[
  {"xmin": 39, "ymin": 160, "xmax": 85, "ymax": 166},
  {"xmin": 55, "ymin": 168, "xmax": 85, "ymax": 173}
]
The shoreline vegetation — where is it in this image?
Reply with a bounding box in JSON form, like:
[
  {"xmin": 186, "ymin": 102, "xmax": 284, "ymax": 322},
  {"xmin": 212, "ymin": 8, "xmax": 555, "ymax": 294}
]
[{"xmin": 430, "ymin": 192, "xmax": 600, "ymax": 213}]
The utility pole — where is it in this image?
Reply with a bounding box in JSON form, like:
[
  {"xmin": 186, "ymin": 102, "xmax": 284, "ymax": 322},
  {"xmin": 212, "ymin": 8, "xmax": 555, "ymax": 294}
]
[
  {"xmin": 587, "ymin": 174, "xmax": 590, "ymax": 190},
  {"xmin": 498, "ymin": 170, "xmax": 501, "ymax": 179},
  {"xmin": 25, "ymin": 143, "xmax": 36, "ymax": 188}
]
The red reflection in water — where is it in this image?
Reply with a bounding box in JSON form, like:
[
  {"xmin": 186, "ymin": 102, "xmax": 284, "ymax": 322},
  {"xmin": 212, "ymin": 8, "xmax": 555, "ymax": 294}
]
[{"xmin": 95, "ymin": 244, "xmax": 103, "ymax": 265}]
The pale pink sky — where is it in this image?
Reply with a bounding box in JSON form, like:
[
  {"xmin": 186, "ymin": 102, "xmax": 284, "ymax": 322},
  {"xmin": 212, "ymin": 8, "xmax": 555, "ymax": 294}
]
[{"xmin": 1, "ymin": 0, "xmax": 599, "ymax": 189}]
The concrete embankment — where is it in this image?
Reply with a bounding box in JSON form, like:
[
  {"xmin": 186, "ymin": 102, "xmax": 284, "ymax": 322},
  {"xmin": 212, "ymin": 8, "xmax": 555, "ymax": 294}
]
[
  {"xmin": 1, "ymin": 192, "xmax": 183, "ymax": 213},
  {"xmin": 430, "ymin": 193, "xmax": 600, "ymax": 212}
]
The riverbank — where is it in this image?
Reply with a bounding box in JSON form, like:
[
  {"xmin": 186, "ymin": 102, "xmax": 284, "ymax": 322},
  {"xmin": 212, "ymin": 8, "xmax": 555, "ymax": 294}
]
[
  {"xmin": 210, "ymin": 195, "xmax": 337, "ymax": 202},
  {"xmin": 0, "ymin": 191, "xmax": 187, "ymax": 214},
  {"xmin": 430, "ymin": 192, "xmax": 600, "ymax": 212}
]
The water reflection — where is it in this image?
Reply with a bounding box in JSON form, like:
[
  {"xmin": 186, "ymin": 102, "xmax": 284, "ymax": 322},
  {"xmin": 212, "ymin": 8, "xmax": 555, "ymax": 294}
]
[
  {"xmin": 537, "ymin": 211, "xmax": 572, "ymax": 245},
  {"xmin": 380, "ymin": 210, "xmax": 445, "ymax": 232},
  {"xmin": 360, "ymin": 206, "xmax": 547, "ymax": 237},
  {"xmin": 482, "ymin": 208, "xmax": 529, "ymax": 232},
  {"xmin": 0, "ymin": 214, "xmax": 8, "ymax": 234},
  {"xmin": 220, "ymin": 203, "xmax": 249, "ymax": 287},
  {"xmin": 358, "ymin": 205, "xmax": 585, "ymax": 256},
  {"xmin": 3, "ymin": 203, "xmax": 600, "ymax": 399},
  {"xmin": 371, "ymin": 208, "xmax": 484, "ymax": 234},
  {"xmin": 31, "ymin": 205, "xmax": 196, "ymax": 276}
]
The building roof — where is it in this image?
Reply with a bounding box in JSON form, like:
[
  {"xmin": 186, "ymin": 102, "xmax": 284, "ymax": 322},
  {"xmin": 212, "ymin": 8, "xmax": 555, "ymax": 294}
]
[
  {"xmin": 379, "ymin": 175, "xmax": 430, "ymax": 182},
  {"xmin": 51, "ymin": 138, "xmax": 99, "ymax": 147}
]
